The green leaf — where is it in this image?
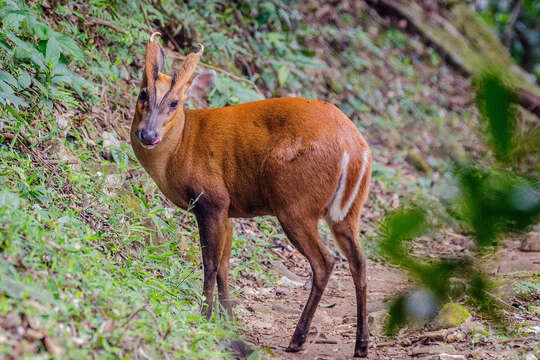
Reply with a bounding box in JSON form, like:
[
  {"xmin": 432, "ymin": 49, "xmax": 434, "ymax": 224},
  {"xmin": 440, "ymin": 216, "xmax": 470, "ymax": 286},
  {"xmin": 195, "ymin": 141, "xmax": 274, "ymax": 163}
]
[
  {"xmin": 27, "ymin": 17, "xmax": 53, "ymax": 40},
  {"xmin": 46, "ymin": 36, "xmax": 61, "ymax": 66},
  {"xmin": 110, "ymin": 146, "xmax": 129, "ymax": 166},
  {"xmin": 0, "ymin": 91, "xmax": 28, "ymax": 108},
  {"xmin": 17, "ymin": 70, "xmax": 31, "ymax": 89},
  {"xmin": 54, "ymin": 34, "xmax": 84, "ymax": 61},
  {"xmin": 277, "ymin": 65, "xmax": 289, "ymax": 87},
  {"xmin": 2, "ymin": 29, "xmax": 46, "ymax": 71},
  {"xmin": 0, "ymin": 70, "xmax": 17, "ymax": 88},
  {"xmin": 0, "ymin": 80, "xmax": 14, "ymax": 95}
]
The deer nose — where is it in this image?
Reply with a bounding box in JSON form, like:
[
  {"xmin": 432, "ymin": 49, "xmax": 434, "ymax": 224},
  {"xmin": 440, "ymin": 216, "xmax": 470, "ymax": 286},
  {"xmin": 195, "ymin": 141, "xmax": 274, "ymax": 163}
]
[{"xmin": 138, "ymin": 128, "xmax": 160, "ymax": 146}]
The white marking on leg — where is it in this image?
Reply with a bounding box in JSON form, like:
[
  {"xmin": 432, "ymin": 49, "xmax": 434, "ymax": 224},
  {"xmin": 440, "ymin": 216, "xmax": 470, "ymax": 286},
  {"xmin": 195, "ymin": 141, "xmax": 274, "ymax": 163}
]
[{"xmin": 327, "ymin": 150, "xmax": 369, "ymax": 223}]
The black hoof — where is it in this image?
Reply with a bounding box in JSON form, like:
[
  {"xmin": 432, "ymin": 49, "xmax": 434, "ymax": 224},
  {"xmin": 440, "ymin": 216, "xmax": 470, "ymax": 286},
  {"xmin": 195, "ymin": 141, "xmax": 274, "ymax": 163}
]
[
  {"xmin": 285, "ymin": 344, "xmax": 303, "ymax": 353},
  {"xmin": 354, "ymin": 342, "xmax": 368, "ymax": 357}
]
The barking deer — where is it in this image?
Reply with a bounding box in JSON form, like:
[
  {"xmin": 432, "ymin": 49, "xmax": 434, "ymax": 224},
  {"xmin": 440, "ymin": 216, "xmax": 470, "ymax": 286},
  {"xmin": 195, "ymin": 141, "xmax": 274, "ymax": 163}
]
[{"xmin": 130, "ymin": 33, "xmax": 372, "ymax": 357}]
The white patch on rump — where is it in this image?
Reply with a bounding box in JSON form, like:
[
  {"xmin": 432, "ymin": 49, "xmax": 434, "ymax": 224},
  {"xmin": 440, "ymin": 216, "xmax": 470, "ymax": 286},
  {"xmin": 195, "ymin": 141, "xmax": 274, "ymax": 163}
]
[{"xmin": 326, "ymin": 150, "xmax": 369, "ymax": 223}]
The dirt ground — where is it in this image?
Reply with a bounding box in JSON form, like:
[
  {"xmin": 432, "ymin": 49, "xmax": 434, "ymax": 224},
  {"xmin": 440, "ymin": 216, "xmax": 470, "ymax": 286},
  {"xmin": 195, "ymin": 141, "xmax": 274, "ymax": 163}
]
[{"xmin": 234, "ymin": 236, "xmax": 540, "ymax": 360}]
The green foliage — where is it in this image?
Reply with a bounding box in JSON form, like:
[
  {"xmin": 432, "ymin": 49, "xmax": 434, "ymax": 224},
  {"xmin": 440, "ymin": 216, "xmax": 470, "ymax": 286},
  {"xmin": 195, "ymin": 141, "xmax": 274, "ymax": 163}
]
[
  {"xmin": 380, "ymin": 207, "xmax": 427, "ymax": 262},
  {"xmin": 0, "ymin": 145, "xmax": 249, "ymax": 358},
  {"xmin": 0, "ymin": 0, "xmax": 91, "ymax": 114},
  {"xmin": 456, "ymin": 166, "xmax": 540, "ymax": 247},
  {"xmin": 474, "ymin": 71, "xmax": 516, "ymax": 162},
  {"xmin": 380, "ymin": 70, "xmax": 540, "ymax": 335}
]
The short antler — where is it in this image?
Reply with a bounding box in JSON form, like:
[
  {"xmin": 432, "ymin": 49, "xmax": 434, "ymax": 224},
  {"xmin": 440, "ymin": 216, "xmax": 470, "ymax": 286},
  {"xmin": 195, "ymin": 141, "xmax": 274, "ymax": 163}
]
[
  {"xmin": 144, "ymin": 32, "xmax": 164, "ymax": 103},
  {"xmin": 172, "ymin": 43, "xmax": 205, "ymax": 96},
  {"xmin": 196, "ymin": 43, "xmax": 204, "ymax": 56},
  {"xmin": 150, "ymin": 32, "xmax": 161, "ymax": 43}
]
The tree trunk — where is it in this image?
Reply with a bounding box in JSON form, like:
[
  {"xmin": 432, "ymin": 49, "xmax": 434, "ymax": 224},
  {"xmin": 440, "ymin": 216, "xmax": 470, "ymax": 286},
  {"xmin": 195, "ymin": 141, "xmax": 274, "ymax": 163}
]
[{"xmin": 365, "ymin": 0, "xmax": 540, "ymax": 117}]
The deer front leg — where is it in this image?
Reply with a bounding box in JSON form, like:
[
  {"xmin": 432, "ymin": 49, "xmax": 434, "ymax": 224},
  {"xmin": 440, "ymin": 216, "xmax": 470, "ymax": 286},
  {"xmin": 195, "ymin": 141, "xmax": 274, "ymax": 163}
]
[
  {"xmin": 217, "ymin": 219, "xmax": 234, "ymax": 318},
  {"xmin": 194, "ymin": 198, "xmax": 228, "ymax": 319}
]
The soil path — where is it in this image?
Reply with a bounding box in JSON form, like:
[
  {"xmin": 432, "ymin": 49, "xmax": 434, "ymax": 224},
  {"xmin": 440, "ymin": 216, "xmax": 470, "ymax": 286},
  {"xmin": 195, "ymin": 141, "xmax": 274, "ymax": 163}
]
[
  {"xmin": 234, "ymin": 238, "xmax": 540, "ymax": 360},
  {"xmin": 235, "ymin": 242, "xmax": 411, "ymax": 360}
]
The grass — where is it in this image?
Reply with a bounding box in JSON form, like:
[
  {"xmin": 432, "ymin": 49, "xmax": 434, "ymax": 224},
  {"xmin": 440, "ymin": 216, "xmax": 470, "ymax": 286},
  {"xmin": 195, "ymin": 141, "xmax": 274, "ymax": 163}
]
[{"xmin": 0, "ymin": 146, "xmax": 245, "ymax": 358}]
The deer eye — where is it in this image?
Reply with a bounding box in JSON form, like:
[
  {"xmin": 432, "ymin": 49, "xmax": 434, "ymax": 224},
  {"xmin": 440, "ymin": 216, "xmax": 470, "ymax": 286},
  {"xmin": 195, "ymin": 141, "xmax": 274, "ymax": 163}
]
[
  {"xmin": 170, "ymin": 100, "xmax": 179, "ymax": 108},
  {"xmin": 139, "ymin": 89, "xmax": 147, "ymax": 102}
]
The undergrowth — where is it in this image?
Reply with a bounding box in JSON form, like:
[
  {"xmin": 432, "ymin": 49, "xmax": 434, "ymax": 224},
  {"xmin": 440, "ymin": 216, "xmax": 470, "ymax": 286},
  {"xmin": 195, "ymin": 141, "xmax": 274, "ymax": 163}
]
[{"xmin": 0, "ymin": 0, "xmax": 506, "ymax": 358}]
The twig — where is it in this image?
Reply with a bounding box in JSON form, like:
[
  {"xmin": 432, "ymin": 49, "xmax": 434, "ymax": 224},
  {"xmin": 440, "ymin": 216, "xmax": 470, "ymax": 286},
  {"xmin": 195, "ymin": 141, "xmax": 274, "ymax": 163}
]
[
  {"xmin": 176, "ymin": 266, "xmax": 197, "ymax": 287},
  {"xmin": 120, "ymin": 305, "xmax": 163, "ymax": 338},
  {"xmin": 139, "ymin": 0, "xmax": 153, "ymax": 32},
  {"xmin": 87, "ymin": 17, "xmax": 128, "ymax": 34},
  {"xmin": 483, "ymin": 290, "xmax": 515, "ymax": 312},
  {"xmin": 499, "ymin": 335, "xmax": 539, "ymax": 344},
  {"xmin": 170, "ymin": 53, "xmax": 264, "ymax": 97},
  {"xmin": 503, "ymin": 0, "xmax": 524, "ymax": 47},
  {"xmin": 307, "ymin": 325, "xmax": 321, "ymax": 345},
  {"xmin": 160, "ymin": 26, "xmax": 182, "ymax": 53},
  {"xmin": 118, "ymin": 305, "xmax": 171, "ymax": 359},
  {"xmin": 442, "ymin": 229, "xmax": 467, "ymax": 240}
]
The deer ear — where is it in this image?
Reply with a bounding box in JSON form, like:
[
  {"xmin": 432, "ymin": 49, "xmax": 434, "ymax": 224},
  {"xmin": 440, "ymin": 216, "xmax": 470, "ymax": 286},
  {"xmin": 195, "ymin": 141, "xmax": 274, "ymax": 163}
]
[
  {"xmin": 143, "ymin": 41, "xmax": 165, "ymax": 86},
  {"xmin": 186, "ymin": 70, "xmax": 216, "ymax": 101}
]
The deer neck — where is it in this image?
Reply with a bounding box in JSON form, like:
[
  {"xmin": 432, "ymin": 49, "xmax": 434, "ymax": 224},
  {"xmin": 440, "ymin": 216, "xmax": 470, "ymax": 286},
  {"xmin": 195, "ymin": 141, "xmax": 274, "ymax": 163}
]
[{"xmin": 130, "ymin": 111, "xmax": 185, "ymax": 194}]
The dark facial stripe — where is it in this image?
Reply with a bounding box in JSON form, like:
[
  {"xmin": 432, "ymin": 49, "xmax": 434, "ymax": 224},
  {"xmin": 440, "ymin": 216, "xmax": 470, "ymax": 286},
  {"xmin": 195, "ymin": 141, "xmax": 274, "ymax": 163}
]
[{"xmin": 170, "ymin": 72, "xmax": 178, "ymax": 89}]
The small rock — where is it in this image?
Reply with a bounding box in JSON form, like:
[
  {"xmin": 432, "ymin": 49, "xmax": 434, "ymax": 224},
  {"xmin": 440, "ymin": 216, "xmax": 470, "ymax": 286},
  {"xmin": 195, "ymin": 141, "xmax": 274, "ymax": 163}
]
[
  {"xmin": 24, "ymin": 299, "xmax": 50, "ymax": 314},
  {"xmin": 460, "ymin": 318, "xmax": 485, "ymax": 334},
  {"xmin": 523, "ymin": 353, "xmax": 537, "ymax": 360},
  {"xmin": 104, "ymin": 174, "xmax": 124, "ymax": 190},
  {"xmin": 275, "ymin": 287, "xmax": 291, "ymax": 296},
  {"xmin": 102, "ymin": 131, "xmax": 120, "ymax": 148},
  {"xmin": 470, "ymin": 349, "xmax": 488, "ymax": 359},
  {"xmin": 276, "ymin": 276, "xmax": 304, "ymax": 288},
  {"xmin": 271, "ymin": 304, "xmax": 299, "ymax": 314},
  {"xmin": 432, "ymin": 303, "xmax": 471, "ymax": 329},
  {"xmin": 386, "ymin": 128, "xmax": 402, "ymax": 148},
  {"xmin": 368, "ymin": 310, "xmax": 389, "ymax": 337},
  {"xmin": 411, "ymin": 345, "xmax": 456, "ymax": 356},
  {"xmin": 419, "ymin": 329, "xmax": 448, "ymax": 342},
  {"xmin": 120, "ymin": 66, "xmax": 131, "ymax": 81},
  {"xmin": 271, "ymin": 261, "xmax": 304, "ymax": 284},
  {"xmin": 221, "ymin": 339, "xmax": 254, "ymax": 359},
  {"xmin": 439, "ymin": 355, "xmax": 466, "ymax": 360},
  {"xmin": 521, "ymin": 232, "xmax": 540, "ymax": 252},
  {"xmin": 445, "ymin": 331, "xmax": 463, "ymax": 342},
  {"xmin": 45, "ymin": 138, "xmax": 81, "ymax": 170},
  {"xmin": 400, "ymin": 338, "xmax": 412, "ymax": 347}
]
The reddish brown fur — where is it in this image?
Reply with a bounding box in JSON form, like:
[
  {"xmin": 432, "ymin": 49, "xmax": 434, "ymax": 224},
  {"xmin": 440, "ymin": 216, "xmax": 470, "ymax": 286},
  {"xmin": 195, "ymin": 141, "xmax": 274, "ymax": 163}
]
[{"xmin": 131, "ymin": 39, "xmax": 372, "ymax": 358}]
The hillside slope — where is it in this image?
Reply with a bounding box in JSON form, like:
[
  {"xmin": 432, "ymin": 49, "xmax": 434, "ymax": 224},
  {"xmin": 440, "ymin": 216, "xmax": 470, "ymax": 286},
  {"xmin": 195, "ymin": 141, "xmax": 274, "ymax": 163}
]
[{"xmin": 0, "ymin": 1, "xmax": 538, "ymax": 359}]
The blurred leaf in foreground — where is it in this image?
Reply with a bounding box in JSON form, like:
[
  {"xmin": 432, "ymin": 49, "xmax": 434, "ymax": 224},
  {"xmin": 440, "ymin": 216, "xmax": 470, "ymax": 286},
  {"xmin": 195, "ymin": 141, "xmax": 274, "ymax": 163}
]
[{"xmin": 473, "ymin": 71, "xmax": 517, "ymax": 163}]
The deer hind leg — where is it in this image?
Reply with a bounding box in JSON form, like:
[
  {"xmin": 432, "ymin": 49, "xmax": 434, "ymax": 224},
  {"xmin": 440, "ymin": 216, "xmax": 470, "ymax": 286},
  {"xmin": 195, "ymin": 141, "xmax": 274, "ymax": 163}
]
[
  {"xmin": 328, "ymin": 197, "xmax": 370, "ymax": 358},
  {"xmin": 216, "ymin": 218, "xmax": 234, "ymax": 318},
  {"xmin": 278, "ymin": 215, "xmax": 335, "ymax": 353},
  {"xmin": 324, "ymin": 147, "xmax": 371, "ymax": 357}
]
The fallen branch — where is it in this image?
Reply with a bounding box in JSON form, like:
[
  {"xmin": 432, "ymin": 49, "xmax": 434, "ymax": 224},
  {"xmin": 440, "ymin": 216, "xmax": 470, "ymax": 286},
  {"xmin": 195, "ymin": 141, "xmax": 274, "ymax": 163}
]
[
  {"xmin": 139, "ymin": 0, "xmax": 152, "ymax": 32},
  {"xmin": 87, "ymin": 17, "xmax": 128, "ymax": 34},
  {"xmin": 516, "ymin": 88, "xmax": 540, "ymax": 117},
  {"xmin": 364, "ymin": 0, "xmax": 540, "ymax": 117}
]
